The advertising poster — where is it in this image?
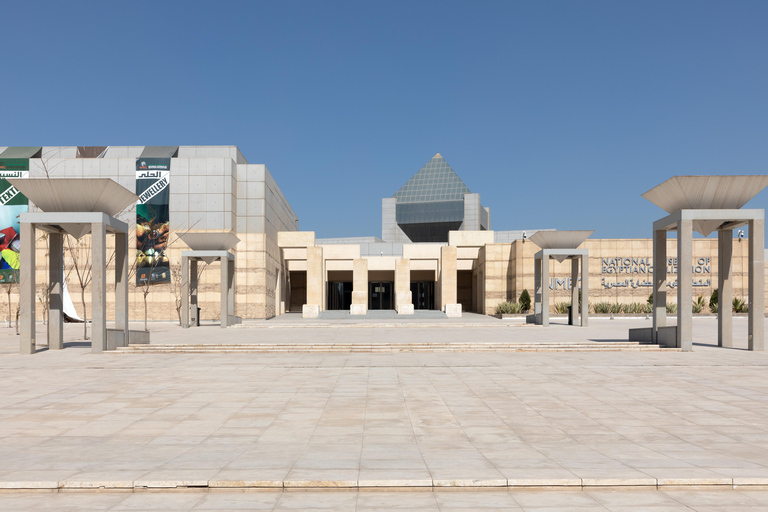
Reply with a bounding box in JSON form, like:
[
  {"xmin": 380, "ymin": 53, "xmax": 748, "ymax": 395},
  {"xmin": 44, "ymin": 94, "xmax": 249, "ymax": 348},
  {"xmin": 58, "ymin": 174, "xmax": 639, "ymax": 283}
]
[
  {"xmin": 0, "ymin": 158, "xmax": 28, "ymax": 284},
  {"xmin": 136, "ymin": 158, "xmax": 171, "ymax": 284}
]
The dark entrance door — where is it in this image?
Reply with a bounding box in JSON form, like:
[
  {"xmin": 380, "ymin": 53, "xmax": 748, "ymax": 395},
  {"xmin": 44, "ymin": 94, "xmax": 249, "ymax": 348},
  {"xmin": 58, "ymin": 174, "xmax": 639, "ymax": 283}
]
[
  {"xmin": 327, "ymin": 282, "xmax": 352, "ymax": 310},
  {"xmin": 368, "ymin": 282, "xmax": 393, "ymax": 310},
  {"xmin": 410, "ymin": 281, "xmax": 435, "ymax": 310}
]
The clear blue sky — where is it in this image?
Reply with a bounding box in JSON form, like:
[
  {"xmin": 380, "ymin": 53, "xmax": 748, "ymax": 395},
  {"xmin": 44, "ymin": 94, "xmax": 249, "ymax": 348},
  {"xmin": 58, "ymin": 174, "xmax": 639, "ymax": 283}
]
[{"xmin": 2, "ymin": 1, "xmax": 767, "ymax": 239}]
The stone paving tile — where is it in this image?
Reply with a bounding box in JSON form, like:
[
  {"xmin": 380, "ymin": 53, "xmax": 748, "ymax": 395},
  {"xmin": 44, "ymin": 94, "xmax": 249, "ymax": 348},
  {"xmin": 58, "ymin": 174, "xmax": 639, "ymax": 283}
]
[
  {"xmin": 3, "ymin": 490, "xmax": 768, "ymax": 510},
  {"xmin": 1, "ymin": 318, "xmax": 768, "ymax": 500}
]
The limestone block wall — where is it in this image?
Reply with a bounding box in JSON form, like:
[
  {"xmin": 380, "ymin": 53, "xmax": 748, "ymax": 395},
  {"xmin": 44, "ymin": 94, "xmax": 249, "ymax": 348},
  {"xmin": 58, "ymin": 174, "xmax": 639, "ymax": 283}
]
[
  {"xmin": 481, "ymin": 238, "xmax": 761, "ymax": 315},
  {"xmin": 2, "ymin": 146, "xmax": 298, "ymax": 324}
]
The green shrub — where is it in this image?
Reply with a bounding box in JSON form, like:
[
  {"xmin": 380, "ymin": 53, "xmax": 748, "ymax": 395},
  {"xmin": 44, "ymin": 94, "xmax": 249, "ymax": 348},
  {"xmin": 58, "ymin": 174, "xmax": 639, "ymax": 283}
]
[
  {"xmin": 623, "ymin": 303, "xmax": 645, "ymax": 314},
  {"xmin": 647, "ymin": 293, "xmax": 653, "ymax": 305},
  {"xmin": 642, "ymin": 303, "xmax": 652, "ymax": 314},
  {"xmin": 594, "ymin": 302, "xmax": 611, "ymax": 314},
  {"xmin": 692, "ymin": 296, "xmax": 706, "ymax": 314},
  {"xmin": 710, "ymin": 302, "xmax": 718, "ymax": 313},
  {"xmin": 666, "ymin": 302, "xmax": 677, "ymax": 314},
  {"xmin": 519, "ymin": 289, "xmax": 531, "ymax": 312},
  {"xmin": 733, "ymin": 298, "xmax": 748, "ymax": 313},
  {"xmin": 496, "ymin": 301, "xmax": 522, "ymax": 315},
  {"xmin": 610, "ymin": 303, "xmax": 623, "ymax": 314},
  {"xmin": 709, "ymin": 289, "xmax": 718, "ymax": 311},
  {"xmin": 554, "ymin": 302, "xmax": 570, "ymax": 314}
]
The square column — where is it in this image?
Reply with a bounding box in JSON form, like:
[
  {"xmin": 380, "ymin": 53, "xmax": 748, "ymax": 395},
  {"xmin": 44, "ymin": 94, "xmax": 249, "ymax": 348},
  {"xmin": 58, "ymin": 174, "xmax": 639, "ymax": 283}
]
[
  {"xmin": 581, "ymin": 254, "xmax": 589, "ymax": 326},
  {"xmin": 748, "ymin": 219, "xmax": 765, "ymax": 351},
  {"xmin": 220, "ymin": 257, "xmax": 229, "ymax": 328},
  {"xmin": 440, "ymin": 246, "xmax": 459, "ymax": 316},
  {"xmin": 351, "ymin": 258, "xmax": 368, "ymax": 315},
  {"xmin": 181, "ymin": 256, "xmax": 190, "ymax": 328},
  {"xmin": 717, "ymin": 229, "xmax": 733, "ymax": 348},
  {"xmin": 228, "ymin": 259, "xmax": 235, "ymax": 321},
  {"xmin": 534, "ymin": 256, "xmax": 541, "ymax": 325},
  {"xmin": 677, "ymin": 219, "xmax": 693, "ymax": 351},
  {"xmin": 115, "ymin": 232, "xmax": 129, "ymax": 347},
  {"xmin": 570, "ymin": 258, "xmax": 578, "ymax": 326},
  {"xmin": 190, "ymin": 259, "xmax": 198, "ymax": 326},
  {"xmin": 47, "ymin": 232, "xmax": 64, "ymax": 350},
  {"xmin": 534, "ymin": 254, "xmax": 550, "ymax": 327},
  {"xmin": 91, "ymin": 221, "xmax": 107, "ymax": 353},
  {"xmin": 303, "ymin": 246, "xmax": 323, "ymax": 318},
  {"xmin": 652, "ymin": 229, "xmax": 667, "ymax": 343},
  {"xmin": 395, "ymin": 258, "xmax": 413, "ymax": 315},
  {"xmin": 20, "ymin": 222, "xmax": 36, "ymax": 354}
]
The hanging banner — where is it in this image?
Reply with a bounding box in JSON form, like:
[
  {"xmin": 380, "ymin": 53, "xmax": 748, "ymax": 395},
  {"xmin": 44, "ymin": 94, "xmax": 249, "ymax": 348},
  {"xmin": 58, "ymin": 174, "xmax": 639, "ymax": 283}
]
[
  {"xmin": 136, "ymin": 158, "xmax": 171, "ymax": 284},
  {"xmin": 0, "ymin": 159, "xmax": 28, "ymax": 284}
]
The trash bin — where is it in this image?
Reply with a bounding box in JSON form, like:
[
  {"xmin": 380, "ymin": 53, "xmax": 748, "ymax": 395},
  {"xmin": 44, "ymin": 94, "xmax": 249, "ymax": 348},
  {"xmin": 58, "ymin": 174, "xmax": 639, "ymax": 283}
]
[
  {"xmin": 567, "ymin": 305, "xmax": 573, "ymax": 326},
  {"xmin": 196, "ymin": 307, "xmax": 201, "ymax": 327}
]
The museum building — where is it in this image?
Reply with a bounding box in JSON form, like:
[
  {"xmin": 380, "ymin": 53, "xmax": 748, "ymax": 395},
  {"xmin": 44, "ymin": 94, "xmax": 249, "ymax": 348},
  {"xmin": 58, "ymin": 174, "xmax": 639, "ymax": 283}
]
[{"xmin": 0, "ymin": 145, "xmax": 765, "ymax": 322}]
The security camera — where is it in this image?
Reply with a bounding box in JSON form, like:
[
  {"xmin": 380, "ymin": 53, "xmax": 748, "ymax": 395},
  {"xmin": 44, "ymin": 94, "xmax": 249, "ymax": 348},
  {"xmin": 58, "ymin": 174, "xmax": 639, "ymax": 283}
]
[{"xmin": 522, "ymin": 231, "xmax": 527, "ymax": 243}]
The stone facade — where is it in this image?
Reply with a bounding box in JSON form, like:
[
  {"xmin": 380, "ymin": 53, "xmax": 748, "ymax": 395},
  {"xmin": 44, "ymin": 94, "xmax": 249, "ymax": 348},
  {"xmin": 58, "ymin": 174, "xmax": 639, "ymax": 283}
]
[
  {"xmin": 0, "ymin": 146, "xmax": 297, "ymax": 324},
  {"xmin": 480, "ymin": 238, "xmax": 763, "ymax": 315}
]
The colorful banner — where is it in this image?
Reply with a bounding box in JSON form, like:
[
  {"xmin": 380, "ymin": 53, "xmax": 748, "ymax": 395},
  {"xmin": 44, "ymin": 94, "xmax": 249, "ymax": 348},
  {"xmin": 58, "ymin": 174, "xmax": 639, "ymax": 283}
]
[
  {"xmin": 136, "ymin": 158, "xmax": 170, "ymax": 284},
  {"xmin": 0, "ymin": 158, "xmax": 28, "ymax": 283}
]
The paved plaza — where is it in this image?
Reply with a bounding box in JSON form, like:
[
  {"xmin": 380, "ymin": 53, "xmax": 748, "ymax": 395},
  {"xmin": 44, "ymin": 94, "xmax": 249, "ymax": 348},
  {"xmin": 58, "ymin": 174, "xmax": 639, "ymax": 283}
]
[{"xmin": 0, "ymin": 317, "xmax": 767, "ymax": 510}]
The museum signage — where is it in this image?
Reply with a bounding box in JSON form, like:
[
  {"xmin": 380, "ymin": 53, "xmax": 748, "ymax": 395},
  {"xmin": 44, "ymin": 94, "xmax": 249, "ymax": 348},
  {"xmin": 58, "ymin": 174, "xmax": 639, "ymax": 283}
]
[
  {"xmin": 0, "ymin": 159, "xmax": 28, "ymax": 284},
  {"xmin": 599, "ymin": 256, "xmax": 711, "ymax": 290},
  {"xmin": 136, "ymin": 158, "xmax": 171, "ymax": 284}
]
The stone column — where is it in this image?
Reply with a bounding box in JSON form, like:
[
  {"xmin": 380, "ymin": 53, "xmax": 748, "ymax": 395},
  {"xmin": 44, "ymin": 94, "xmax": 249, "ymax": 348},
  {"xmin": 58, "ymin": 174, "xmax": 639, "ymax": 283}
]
[
  {"xmin": 47, "ymin": 232, "xmax": 63, "ymax": 350},
  {"xmin": 190, "ymin": 259, "xmax": 198, "ymax": 327},
  {"xmin": 91, "ymin": 221, "xmax": 107, "ymax": 353},
  {"xmin": 440, "ymin": 246, "xmax": 460, "ymax": 317},
  {"xmin": 228, "ymin": 258, "xmax": 235, "ymax": 320},
  {"xmin": 717, "ymin": 229, "xmax": 733, "ymax": 348},
  {"xmin": 677, "ymin": 219, "xmax": 693, "ymax": 351},
  {"xmin": 20, "ymin": 221, "xmax": 36, "ymax": 354},
  {"xmin": 534, "ymin": 255, "xmax": 542, "ymax": 325},
  {"xmin": 351, "ymin": 258, "xmax": 368, "ymax": 315},
  {"xmin": 395, "ymin": 258, "xmax": 413, "ymax": 314},
  {"xmin": 652, "ymin": 229, "xmax": 667, "ymax": 343},
  {"xmin": 220, "ymin": 257, "xmax": 229, "ymax": 328},
  {"xmin": 570, "ymin": 257, "xmax": 578, "ymax": 326},
  {"xmin": 581, "ymin": 253, "xmax": 589, "ymax": 327},
  {"xmin": 276, "ymin": 268, "xmax": 282, "ymax": 316},
  {"xmin": 748, "ymin": 219, "xmax": 765, "ymax": 351},
  {"xmin": 115, "ymin": 232, "xmax": 129, "ymax": 347},
  {"xmin": 304, "ymin": 246, "xmax": 323, "ymax": 318},
  {"xmin": 181, "ymin": 256, "xmax": 189, "ymax": 328},
  {"xmin": 541, "ymin": 255, "xmax": 550, "ymax": 327}
]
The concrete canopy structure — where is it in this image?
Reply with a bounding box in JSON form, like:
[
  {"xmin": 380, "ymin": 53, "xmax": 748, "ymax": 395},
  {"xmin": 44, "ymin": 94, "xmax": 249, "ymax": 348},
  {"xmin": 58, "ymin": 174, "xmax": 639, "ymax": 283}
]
[
  {"xmin": 530, "ymin": 230, "xmax": 592, "ymax": 327},
  {"xmin": 642, "ymin": 175, "xmax": 768, "ymax": 351},
  {"xmin": 179, "ymin": 232, "xmax": 240, "ymax": 328},
  {"xmin": 13, "ymin": 178, "xmax": 137, "ymax": 354}
]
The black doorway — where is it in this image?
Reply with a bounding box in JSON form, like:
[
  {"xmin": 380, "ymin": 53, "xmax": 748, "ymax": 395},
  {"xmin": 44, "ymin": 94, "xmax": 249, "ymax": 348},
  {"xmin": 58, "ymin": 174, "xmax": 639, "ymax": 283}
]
[
  {"xmin": 327, "ymin": 282, "xmax": 353, "ymax": 310},
  {"xmin": 368, "ymin": 282, "xmax": 393, "ymax": 310},
  {"xmin": 410, "ymin": 281, "xmax": 435, "ymax": 310}
]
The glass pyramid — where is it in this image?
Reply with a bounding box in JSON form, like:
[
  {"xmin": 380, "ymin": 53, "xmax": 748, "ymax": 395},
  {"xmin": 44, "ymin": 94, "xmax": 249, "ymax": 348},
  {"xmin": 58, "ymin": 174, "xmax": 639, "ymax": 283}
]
[{"xmin": 393, "ymin": 153, "xmax": 471, "ymax": 204}]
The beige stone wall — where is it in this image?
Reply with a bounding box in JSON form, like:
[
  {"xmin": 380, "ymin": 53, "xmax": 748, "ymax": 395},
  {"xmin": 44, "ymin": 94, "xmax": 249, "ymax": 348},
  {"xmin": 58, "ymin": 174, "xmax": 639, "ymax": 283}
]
[
  {"xmin": 2, "ymin": 148, "xmax": 299, "ymax": 324},
  {"xmin": 481, "ymin": 238, "xmax": 761, "ymax": 315}
]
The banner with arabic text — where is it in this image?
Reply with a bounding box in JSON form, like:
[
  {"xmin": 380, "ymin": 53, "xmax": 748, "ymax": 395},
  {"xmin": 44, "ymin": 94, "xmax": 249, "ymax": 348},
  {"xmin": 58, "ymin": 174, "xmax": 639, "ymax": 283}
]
[
  {"xmin": 0, "ymin": 159, "xmax": 28, "ymax": 283},
  {"xmin": 136, "ymin": 158, "xmax": 170, "ymax": 284}
]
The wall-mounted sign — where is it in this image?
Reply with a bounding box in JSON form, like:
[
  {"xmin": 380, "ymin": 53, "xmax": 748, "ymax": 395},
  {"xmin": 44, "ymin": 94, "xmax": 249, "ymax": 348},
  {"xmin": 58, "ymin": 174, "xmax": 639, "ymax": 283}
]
[
  {"xmin": 136, "ymin": 158, "xmax": 171, "ymax": 284},
  {"xmin": 0, "ymin": 159, "xmax": 28, "ymax": 284},
  {"xmin": 601, "ymin": 257, "xmax": 711, "ymax": 275}
]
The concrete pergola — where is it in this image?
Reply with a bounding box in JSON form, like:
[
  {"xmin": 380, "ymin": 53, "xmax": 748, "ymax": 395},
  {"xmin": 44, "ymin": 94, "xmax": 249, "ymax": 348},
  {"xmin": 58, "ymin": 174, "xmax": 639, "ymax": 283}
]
[
  {"xmin": 179, "ymin": 232, "xmax": 240, "ymax": 328},
  {"xmin": 12, "ymin": 179, "xmax": 138, "ymax": 354},
  {"xmin": 642, "ymin": 175, "xmax": 768, "ymax": 351},
  {"xmin": 530, "ymin": 230, "xmax": 593, "ymax": 327}
]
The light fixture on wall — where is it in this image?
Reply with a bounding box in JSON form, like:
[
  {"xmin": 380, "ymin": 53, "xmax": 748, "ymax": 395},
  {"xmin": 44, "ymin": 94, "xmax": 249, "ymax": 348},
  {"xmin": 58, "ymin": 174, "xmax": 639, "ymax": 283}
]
[{"xmin": 738, "ymin": 229, "xmax": 744, "ymax": 243}]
